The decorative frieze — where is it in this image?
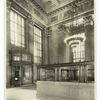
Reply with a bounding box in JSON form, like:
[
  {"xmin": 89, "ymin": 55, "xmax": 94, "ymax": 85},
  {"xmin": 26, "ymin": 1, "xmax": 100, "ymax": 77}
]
[
  {"xmin": 58, "ymin": 24, "xmax": 67, "ymax": 33},
  {"xmin": 47, "ymin": 0, "xmax": 94, "ymax": 16},
  {"xmin": 63, "ymin": 10, "xmax": 73, "ymax": 19},
  {"xmin": 28, "ymin": 15, "xmax": 46, "ymax": 29},
  {"xmin": 34, "ymin": 8, "xmax": 44, "ymax": 20},
  {"xmin": 15, "ymin": 0, "xmax": 29, "ymax": 10},
  {"xmin": 51, "ymin": 16, "xmax": 58, "ymax": 23},
  {"xmin": 63, "ymin": 0, "xmax": 93, "ymax": 20},
  {"xmin": 49, "ymin": 0, "xmax": 93, "ymax": 26},
  {"xmin": 48, "ymin": 8, "xmax": 93, "ymax": 27},
  {"xmin": 30, "ymin": 0, "xmax": 47, "ymax": 15},
  {"xmin": 57, "ymin": 13, "xmax": 93, "ymax": 36},
  {"xmin": 83, "ymin": 15, "xmax": 94, "ymax": 26},
  {"xmin": 48, "ymin": 0, "xmax": 94, "ymax": 24}
]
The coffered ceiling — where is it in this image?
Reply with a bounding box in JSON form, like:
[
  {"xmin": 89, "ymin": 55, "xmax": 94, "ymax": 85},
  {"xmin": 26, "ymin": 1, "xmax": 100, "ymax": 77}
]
[{"xmin": 33, "ymin": 0, "xmax": 74, "ymax": 13}]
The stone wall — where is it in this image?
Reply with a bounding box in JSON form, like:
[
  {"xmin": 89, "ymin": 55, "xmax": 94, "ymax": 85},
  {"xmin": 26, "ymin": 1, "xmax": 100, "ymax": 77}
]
[
  {"xmin": 37, "ymin": 81, "xmax": 94, "ymax": 100},
  {"xmin": 48, "ymin": 25, "xmax": 70, "ymax": 64}
]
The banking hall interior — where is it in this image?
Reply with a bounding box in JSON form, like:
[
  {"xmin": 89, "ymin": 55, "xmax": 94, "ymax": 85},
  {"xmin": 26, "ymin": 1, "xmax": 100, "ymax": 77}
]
[{"xmin": 6, "ymin": 0, "xmax": 94, "ymax": 100}]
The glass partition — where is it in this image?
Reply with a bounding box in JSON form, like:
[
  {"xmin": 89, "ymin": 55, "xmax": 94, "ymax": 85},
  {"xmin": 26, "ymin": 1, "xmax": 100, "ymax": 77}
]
[
  {"xmin": 46, "ymin": 69, "xmax": 55, "ymax": 81},
  {"xmin": 37, "ymin": 61, "xmax": 94, "ymax": 83},
  {"xmin": 39, "ymin": 68, "xmax": 55, "ymax": 81},
  {"xmin": 61, "ymin": 69, "xmax": 79, "ymax": 82}
]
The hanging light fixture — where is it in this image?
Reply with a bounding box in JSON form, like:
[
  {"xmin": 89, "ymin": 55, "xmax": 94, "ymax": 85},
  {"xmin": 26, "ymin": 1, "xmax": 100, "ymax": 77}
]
[
  {"xmin": 64, "ymin": 33, "xmax": 86, "ymax": 46},
  {"xmin": 64, "ymin": 0, "xmax": 86, "ymax": 47}
]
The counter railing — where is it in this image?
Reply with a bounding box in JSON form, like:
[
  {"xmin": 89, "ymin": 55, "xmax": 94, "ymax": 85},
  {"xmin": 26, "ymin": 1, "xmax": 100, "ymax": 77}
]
[{"xmin": 37, "ymin": 61, "xmax": 94, "ymax": 83}]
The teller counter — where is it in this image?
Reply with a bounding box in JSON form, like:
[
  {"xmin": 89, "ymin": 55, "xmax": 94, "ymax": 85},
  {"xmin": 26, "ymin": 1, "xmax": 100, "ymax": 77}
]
[{"xmin": 36, "ymin": 81, "xmax": 94, "ymax": 100}]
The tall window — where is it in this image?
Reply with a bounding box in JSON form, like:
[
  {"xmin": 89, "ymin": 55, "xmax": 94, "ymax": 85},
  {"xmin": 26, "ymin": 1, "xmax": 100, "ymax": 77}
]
[
  {"xmin": 10, "ymin": 10, "xmax": 25, "ymax": 47},
  {"xmin": 72, "ymin": 33, "xmax": 85, "ymax": 62},
  {"xmin": 33, "ymin": 26, "xmax": 42, "ymax": 64}
]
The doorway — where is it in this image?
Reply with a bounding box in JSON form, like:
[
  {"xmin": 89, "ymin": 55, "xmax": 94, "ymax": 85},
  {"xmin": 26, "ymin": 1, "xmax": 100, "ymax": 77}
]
[
  {"xmin": 11, "ymin": 65, "xmax": 21, "ymax": 86},
  {"xmin": 22, "ymin": 65, "xmax": 32, "ymax": 84},
  {"xmin": 11, "ymin": 64, "xmax": 32, "ymax": 86}
]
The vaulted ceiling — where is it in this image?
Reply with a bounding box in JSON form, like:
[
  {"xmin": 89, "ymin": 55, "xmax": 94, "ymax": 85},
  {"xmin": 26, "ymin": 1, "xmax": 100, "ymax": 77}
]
[{"xmin": 33, "ymin": 0, "xmax": 74, "ymax": 13}]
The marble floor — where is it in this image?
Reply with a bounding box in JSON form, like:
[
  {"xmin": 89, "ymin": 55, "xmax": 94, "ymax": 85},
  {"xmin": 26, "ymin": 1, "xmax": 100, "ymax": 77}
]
[
  {"xmin": 6, "ymin": 84, "xmax": 40, "ymax": 100},
  {"xmin": 6, "ymin": 84, "xmax": 69, "ymax": 100}
]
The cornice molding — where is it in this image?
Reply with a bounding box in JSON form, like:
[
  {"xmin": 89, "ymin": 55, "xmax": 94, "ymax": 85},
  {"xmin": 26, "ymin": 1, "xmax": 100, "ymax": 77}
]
[
  {"xmin": 30, "ymin": 0, "xmax": 92, "ymax": 16},
  {"xmin": 30, "ymin": 0, "xmax": 47, "ymax": 15},
  {"xmin": 47, "ymin": 1, "xmax": 74, "ymax": 16},
  {"xmin": 47, "ymin": 9, "xmax": 94, "ymax": 27},
  {"xmin": 8, "ymin": 0, "xmax": 94, "ymax": 28},
  {"xmin": 30, "ymin": 0, "xmax": 74, "ymax": 16},
  {"xmin": 47, "ymin": 0, "xmax": 93, "ymax": 16},
  {"xmin": 28, "ymin": 15, "xmax": 46, "ymax": 29},
  {"xmin": 28, "ymin": 0, "xmax": 93, "ymax": 18}
]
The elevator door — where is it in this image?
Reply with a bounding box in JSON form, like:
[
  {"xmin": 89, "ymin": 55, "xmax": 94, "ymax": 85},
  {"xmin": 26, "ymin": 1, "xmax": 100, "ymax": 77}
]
[{"xmin": 22, "ymin": 65, "xmax": 32, "ymax": 84}]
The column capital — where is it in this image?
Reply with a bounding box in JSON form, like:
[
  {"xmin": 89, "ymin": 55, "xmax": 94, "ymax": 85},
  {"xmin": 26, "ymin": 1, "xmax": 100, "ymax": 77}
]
[
  {"xmin": 83, "ymin": 15, "xmax": 94, "ymax": 26},
  {"xmin": 45, "ymin": 27, "xmax": 52, "ymax": 37},
  {"xmin": 58, "ymin": 24, "xmax": 70, "ymax": 34},
  {"xmin": 27, "ymin": 15, "xmax": 35, "ymax": 26}
]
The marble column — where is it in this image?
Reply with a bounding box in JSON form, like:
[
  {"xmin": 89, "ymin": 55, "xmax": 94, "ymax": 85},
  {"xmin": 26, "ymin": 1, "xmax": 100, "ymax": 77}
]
[
  {"xmin": 84, "ymin": 15, "xmax": 94, "ymax": 61},
  {"xmin": 79, "ymin": 66, "xmax": 85, "ymax": 82}
]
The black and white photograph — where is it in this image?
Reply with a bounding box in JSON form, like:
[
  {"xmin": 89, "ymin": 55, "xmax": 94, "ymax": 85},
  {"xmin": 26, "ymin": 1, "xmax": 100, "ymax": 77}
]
[{"xmin": 1, "ymin": 0, "xmax": 96, "ymax": 100}]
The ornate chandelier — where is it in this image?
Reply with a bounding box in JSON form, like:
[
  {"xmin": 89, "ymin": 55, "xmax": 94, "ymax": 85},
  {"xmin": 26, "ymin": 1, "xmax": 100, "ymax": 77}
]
[{"xmin": 64, "ymin": 33, "xmax": 86, "ymax": 47}]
